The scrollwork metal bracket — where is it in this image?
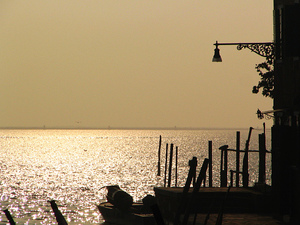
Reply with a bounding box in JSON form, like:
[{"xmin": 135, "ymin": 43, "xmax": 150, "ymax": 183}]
[{"xmin": 237, "ymin": 43, "xmax": 275, "ymax": 63}]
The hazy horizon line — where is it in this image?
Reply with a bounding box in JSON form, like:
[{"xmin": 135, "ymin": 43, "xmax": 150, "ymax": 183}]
[{"xmin": 0, "ymin": 126, "xmax": 267, "ymax": 131}]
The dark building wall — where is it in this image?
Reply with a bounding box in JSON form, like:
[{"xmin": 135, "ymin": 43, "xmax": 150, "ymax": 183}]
[
  {"xmin": 274, "ymin": 60, "xmax": 300, "ymax": 111},
  {"xmin": 273, "ymin": 1, "xmax": 300, "ymax": 112},
  {"xmin": 272, "ymin": 1, "xmax": 300, "ymax": 221}
]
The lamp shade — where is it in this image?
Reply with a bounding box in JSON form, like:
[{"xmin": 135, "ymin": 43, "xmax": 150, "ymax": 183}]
[{"xmin": 212, "ymin": 47, "xmax": 222, "ymax": 62}]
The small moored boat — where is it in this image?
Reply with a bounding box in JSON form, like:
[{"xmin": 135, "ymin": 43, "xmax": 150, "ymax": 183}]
[
  {"xmin": 98, "ymin": 201, "xmax": 156, "ymax": 225},
  {"xmin": 97, "ymin": 185, "xmax": 156, "ymax": 225}
]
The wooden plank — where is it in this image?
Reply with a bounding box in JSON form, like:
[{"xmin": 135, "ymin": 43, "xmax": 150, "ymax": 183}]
[
  {"xmin": 3, "ymin": 209, "xmax": 16, "ymax": 225},
  {"xmin": 173, "ymin": 157, "xmax": 197, "ymax": 225},
  {"xmin": 49, "ymin": 200, "xmax": 68, "ymax": 225},
  {"xmin": 181, "ymin": 158, "xmax": 210, "ymax": 225}
]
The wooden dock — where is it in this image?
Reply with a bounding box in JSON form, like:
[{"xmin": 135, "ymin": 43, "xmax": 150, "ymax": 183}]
[
  {"xmin": 154, "ymin": 187, "xmax": 276, "ymax": 224},
  {"xmin": 153, "ymin": 127, "xmax": 293, "ymax": 224},
  {"xmin": 188, "ymin": 213, "xmax": 281, "ymax": 225}
]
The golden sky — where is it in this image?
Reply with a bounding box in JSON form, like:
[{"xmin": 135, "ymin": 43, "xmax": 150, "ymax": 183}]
[{"xmin": 0, "ymin": 1, "xmax": 274, "ymax": 129}]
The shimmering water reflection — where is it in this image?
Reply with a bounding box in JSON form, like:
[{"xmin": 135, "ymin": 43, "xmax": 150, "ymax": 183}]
[{"xmin": 0, "ymin": 129, "xmax": 271, "ymax": 224}]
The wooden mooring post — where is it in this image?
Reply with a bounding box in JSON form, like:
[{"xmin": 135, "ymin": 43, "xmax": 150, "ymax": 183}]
[
  {"xmin": 242, "ymin": 127, "xmax": 253, "ymax": 187},
  {"xmin": 258, "ymin": 133, "xmax": 266, "ymax": 184},
  {"xmin": 219, "ymin": 145, "xmax": 228, "ymax": 187},
  {"xmin": 208, "ymin": 140, "xmax": 213, "ymax": 187},
  {"xmin": 164, "ymin": 143, "xmax": 168, "ymax": 187},
  {"xmin": 167, "ymin": 144, "xmax": 174, "ymax": 187},
  {"xmin": 191, "ymin": 157, "xmax": 197, "ymax": 187},
  {"xmin": 225, "ymin": 131, "xmax": 241, "ymax": 187},
  {"xmin": 236, "ymin": 131, "xmax": 240, "ymax": 187},
  {"xmin": 175, "ymin": 146, "xmax": 178, "ymax": 187},
  {"xmin": 157, "ymin": 135, "xmax": 162, "ymax": 176}
]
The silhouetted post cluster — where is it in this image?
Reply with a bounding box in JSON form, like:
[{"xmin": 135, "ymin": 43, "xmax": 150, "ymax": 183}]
[
  {"xmin": 173, "ymin": 157, "xmax": 210, "ymax": 225},
  {"xmin": 157, "ymin": 139, "xmax": 213, "ymax": 189},
  {"xmin": 158, "ymin": 128, "xmax": 269, "ymax": 189},
  {"xmin": 181, "ymin": 158, "xmax": 209, "ymax": 225},
  {"xmin": 219, "ymin": 126, "xmax": 270, "ymax": 188},
  {"xmin": 158, "ymin": 140, "xmax": 179, "ymax": 188}
]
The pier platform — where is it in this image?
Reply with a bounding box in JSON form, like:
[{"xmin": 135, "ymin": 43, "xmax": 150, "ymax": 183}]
[
  {"xmin": 189, "ymin": 213, "xmax": 281, "ymax": 225},
  {"xmin": 154, "ymin": 187, "xmax": 278, "ymax": 224}
]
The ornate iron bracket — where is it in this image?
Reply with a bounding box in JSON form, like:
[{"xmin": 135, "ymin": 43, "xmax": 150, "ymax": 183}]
[{"xmin": 237, "ymin": 43, "xmax": 275, "ymax": 63}]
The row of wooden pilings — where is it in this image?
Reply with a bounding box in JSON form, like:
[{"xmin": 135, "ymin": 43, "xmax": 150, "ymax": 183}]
[
  {"xmin": 157, "ymin": 136, "xmax": 180, "ymax": 187},
  {"xmin": 157, "ymin": 126, "xmax": 270, "ymax": 188}
]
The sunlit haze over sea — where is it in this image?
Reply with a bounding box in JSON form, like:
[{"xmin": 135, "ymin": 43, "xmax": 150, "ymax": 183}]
[{"xmin": 0, "ymin": 129, "xmax": 271, "ymax": 224}]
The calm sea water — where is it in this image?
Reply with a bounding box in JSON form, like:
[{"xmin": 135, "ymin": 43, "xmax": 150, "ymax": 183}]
[{"xmin": 0, "ymin": 129, "xmax": 271, "ymax": 224}]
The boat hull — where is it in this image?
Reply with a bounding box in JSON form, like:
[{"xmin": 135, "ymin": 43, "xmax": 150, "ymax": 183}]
[{"xmin": 97, "ymin": 202, "xmax": 156, "ymax": 225}]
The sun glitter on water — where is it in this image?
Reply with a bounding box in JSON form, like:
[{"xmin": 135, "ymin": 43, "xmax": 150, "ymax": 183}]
[{"xmin": 0, "ymin": 129, "xmax": 271, "ymax": 224}]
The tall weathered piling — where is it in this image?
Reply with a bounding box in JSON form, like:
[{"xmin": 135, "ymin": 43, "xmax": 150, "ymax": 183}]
[
  {"xmin": 175, "ymin": 146, "xmax": 178, "ymax": 187},
  {"xmin": 157, "ymin": 135, "xmax": 162, "ymax": 176},
  {"xmin": 164, "ymin": 143, "xmax": 168, "ymax": 187},
  {"xmin": 258, "ymin": 133, "xmax": 266, "ymax": 184},
  {"xmin": 208, "ymin": 140, "xmax": 213, "ymax": 187},
  {"xmin": 236, "ymin": 131, "xmax": 240, "ymax": 187},
  {"xmin": 167, "ymin": 143, "xmax": 174, "ymax": 187},
  {"xmin": 242, "ymin": 127, "xmax": 253, "ymax": 187},
  {"xmin": 220, "ymin": 145, "xmax": 228, "ymax": 187}
]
